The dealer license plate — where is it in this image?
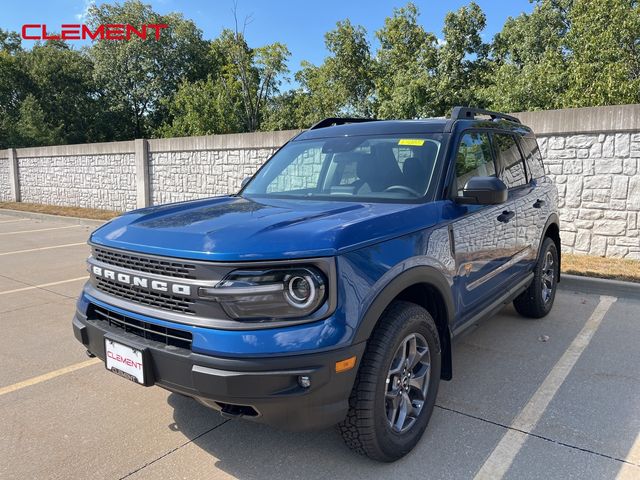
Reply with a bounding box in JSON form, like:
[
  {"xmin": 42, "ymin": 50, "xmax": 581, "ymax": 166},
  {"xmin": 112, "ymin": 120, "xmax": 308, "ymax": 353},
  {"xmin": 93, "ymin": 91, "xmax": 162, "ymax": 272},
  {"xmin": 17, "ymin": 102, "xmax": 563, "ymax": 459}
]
[{"xmin": 104, "ymin": 338, "xmax": 145, "ymax": 384}]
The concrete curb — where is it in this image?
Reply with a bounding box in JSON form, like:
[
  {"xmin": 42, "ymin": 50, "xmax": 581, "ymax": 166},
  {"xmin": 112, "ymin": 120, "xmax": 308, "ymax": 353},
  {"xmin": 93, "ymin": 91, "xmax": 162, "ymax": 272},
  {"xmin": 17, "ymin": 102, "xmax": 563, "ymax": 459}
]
[
  {"xmin": 559, "ymin": 274, "xmax": 640, "ymax": 300},
  {"xmin": 0, "ymin": 209, "xmax": 108, "ymax": 227}
]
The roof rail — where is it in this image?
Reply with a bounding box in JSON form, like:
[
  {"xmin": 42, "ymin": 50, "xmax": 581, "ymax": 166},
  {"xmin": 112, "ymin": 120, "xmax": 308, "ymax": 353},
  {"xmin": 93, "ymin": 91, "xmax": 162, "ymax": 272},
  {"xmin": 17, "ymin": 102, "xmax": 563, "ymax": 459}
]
[
  {"xmin": 309, "ymin": 117, "xmax": 377, "ymax": 130},
  {"xmin": 450, "ymin": 106, "xmax": 521, "ymax": 124}
]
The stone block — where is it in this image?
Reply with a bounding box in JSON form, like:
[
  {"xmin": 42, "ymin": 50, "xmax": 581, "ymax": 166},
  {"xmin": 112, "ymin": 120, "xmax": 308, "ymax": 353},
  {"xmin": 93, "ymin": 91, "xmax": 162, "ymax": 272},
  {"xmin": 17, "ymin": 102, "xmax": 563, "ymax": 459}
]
[
  {"xmin": 561, "ymin": 231, "xmax": 576, "ymax": 247},
  {"xmin": 574, "ymin": 229, "xmax": 591, "ymax": 251},
  {"xmin": 578, "ymin": 208, "xmax": 604, "ymax": 220},
  {"xmin": 590, "ymin": 235, "xmax": 607, "ymax": 256},
  {"xmin": 584, "ymin": 175, "xmax": 612, "ymax": 189},
  {"xmin": 548, "ymin": 149, "xmax": 576, "ymax": 159},
  {"xmin": 594, "ymin": 159, "xmax": 623, "ymax": 174},
  {"xmin": 594, "ymin": 219, "xmax": 627, "ymax": 236},
  {"xmin": 606, "ymin": 244, "xmax": 628, "ymax": 258},
  {"xmin": 548, "ymin": 137, "xmax": 565, "ymax": 149},
  {"xmin": 615, "ymin": 236, "xmax": 640, "ymax": 247},
  {"xmin": 566, "ymin": 135, "xmax": 598, "ymax": 148},
  {"xmin": 589, "ymin": 143, "xmax": 602, "ymax": 158},
  {"xmin": 611, "ymin": 176, "xmax": 629, "ymax": 199},
  {"xmin": 602, "ymin": 135, "xmax": 615, "ymax": 157},
  {"xmin": 615, "ymin": 133, "xmax": 630, "ymax": 157},
  {"xmin": 623, "ymin": 159, "xmax": 637, "ymax": 176},
  {"xmin": 565, "ymin": 178, "xmax": 583, "ymax": 208}
]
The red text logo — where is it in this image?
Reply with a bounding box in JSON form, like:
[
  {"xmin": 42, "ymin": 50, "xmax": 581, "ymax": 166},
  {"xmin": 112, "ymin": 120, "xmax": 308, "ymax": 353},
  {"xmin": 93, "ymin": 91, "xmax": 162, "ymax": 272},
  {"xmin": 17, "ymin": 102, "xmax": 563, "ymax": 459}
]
[
  {"xmin": 21, "ymin": 24, "xmax": 169, "ymax": 41},
  {"xmin": 107, "ymin": 351, "xmax": 143, "ymax": 370}
]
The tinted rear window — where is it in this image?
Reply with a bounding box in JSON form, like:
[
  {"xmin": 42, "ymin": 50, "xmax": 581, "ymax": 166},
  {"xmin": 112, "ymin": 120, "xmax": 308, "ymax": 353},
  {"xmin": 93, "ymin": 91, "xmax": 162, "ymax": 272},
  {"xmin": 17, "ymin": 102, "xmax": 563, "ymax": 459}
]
[
  {"xmin": 520, "ymin": 136, "xmax": 545, "ymax": 179},
  {"xmin": 493, "ymin": 133, "xmax": 527, "ymax": 188}
]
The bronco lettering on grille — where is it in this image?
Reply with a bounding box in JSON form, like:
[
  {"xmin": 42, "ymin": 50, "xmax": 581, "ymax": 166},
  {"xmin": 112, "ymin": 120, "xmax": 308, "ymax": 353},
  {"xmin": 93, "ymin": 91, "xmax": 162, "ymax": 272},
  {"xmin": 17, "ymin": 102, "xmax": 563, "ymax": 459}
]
[{"xmin": 91, "ymin": 265, "xmax": 192, "ymax": 296}]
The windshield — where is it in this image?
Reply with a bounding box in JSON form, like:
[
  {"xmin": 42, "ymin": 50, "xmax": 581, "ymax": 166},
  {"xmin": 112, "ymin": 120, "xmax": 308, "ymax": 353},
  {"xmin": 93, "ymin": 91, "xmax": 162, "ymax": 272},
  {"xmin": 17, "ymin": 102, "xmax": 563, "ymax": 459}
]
[{"xmin": 242, "ymin": 134, "xmax": 443, "ymax": 202}]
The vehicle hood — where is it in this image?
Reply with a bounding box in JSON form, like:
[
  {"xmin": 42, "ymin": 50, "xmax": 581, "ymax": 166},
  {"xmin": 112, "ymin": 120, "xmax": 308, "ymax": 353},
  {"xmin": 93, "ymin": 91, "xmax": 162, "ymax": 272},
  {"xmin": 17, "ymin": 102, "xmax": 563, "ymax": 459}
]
[{"xmin": 90, "ymin": 196, "xmax": 446, "ymax": 261}]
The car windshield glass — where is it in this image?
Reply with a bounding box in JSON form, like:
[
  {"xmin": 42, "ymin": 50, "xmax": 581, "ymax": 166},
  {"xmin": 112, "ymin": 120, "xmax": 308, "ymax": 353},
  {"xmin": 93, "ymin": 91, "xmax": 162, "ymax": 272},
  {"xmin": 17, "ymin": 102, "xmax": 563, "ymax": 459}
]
[{"xmin": 242, "ymin": 134, "xmax": 443, "ymax": 202}]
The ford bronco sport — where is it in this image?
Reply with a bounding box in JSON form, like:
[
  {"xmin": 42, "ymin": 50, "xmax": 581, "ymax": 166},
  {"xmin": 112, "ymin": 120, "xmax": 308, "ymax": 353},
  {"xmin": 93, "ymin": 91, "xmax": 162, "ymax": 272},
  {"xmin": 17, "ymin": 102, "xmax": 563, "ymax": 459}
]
[{"xmin": 73, "ymin": 107, "xmax": 560, "ymax": 461}]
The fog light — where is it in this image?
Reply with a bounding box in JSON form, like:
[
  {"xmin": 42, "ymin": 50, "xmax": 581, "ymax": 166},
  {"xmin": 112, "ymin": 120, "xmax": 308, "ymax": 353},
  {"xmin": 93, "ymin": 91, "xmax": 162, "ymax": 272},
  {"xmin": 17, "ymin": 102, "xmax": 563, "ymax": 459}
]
[{"xmin": 298, "ymin": 375, "xmax": 311, "ymax": 388}]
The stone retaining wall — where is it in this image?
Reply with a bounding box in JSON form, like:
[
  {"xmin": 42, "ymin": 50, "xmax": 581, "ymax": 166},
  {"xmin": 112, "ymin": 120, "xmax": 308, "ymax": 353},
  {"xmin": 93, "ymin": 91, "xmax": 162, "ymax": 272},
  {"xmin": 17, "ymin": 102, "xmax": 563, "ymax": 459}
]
[
  {"xmin": 0, "ymin": 157, "xmax": 10, "ymax": 202},
  {"xmin": 537, "ymin": 133, "xmax": 640, "ymax": 258},
  {"xmin": 1, "ymin": 104, "xmax": 640, "ymax": 259}
]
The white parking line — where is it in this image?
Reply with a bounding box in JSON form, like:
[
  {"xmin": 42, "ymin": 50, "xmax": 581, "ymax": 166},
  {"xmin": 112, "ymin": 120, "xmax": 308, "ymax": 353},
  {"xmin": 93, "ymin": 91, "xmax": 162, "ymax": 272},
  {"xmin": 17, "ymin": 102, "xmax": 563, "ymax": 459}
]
[
  {"xmin": 474, "ymin": 295, "xmax": 617, "ymax": 480},
  {"xmin": 0, "ymin": 242, "xmax": 86, "ymax": 256},
  {"xmin": 0, "ymin": 277, "xmax": 88, "ymax": 295},
  {"xmin": 0, "ymin": 358, "xmax": 101, "ymax": 397},
  {"xmin": 617, "ymin": 432, "xmax": 640, "ymax": 479},
  {"xmin": 0, "ymin": 225, "xmax": 82, "ymax": 236},
  {"xmin": 0, "ymin": 218, "xmax": 29, "ymax": 224}
]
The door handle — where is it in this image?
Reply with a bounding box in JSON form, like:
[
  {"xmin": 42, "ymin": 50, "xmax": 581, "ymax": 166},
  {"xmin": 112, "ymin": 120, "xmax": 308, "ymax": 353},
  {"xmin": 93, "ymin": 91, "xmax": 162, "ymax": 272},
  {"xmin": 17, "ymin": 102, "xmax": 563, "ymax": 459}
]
[
  {"xmin": 497, "ymin": 210, "xmax": 515, "ymax": 223},
  {"xmin": 533, "ymin": 199, "xmax": 546, "ymax": 208}
]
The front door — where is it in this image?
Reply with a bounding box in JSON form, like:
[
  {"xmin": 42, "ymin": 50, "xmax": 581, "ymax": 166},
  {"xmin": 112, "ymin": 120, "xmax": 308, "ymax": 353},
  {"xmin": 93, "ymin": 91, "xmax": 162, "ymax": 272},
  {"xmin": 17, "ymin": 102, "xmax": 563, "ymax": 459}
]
[{"xmin": 450, "ymin": 131, "xmax": 519, "ymax": 327}]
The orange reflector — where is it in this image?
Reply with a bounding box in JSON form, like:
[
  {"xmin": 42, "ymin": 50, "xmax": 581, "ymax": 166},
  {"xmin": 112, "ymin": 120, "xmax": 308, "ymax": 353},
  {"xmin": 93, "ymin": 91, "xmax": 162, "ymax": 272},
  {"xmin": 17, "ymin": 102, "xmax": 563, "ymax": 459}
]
[{"xmin": 335, "ymin": 356, "xmax": 356, "ymax": 373}]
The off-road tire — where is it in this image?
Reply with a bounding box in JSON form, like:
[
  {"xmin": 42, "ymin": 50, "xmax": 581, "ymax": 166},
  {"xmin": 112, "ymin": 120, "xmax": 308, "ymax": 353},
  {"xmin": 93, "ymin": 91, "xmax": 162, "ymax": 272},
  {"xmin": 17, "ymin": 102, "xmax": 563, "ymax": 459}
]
[
  {"xmin": 338, "ymin": 301, "xmax": 441, "ymax": 462},
  {"xmin": 513, "ymin": 237, "xmax": 559, "ymax": 318}
]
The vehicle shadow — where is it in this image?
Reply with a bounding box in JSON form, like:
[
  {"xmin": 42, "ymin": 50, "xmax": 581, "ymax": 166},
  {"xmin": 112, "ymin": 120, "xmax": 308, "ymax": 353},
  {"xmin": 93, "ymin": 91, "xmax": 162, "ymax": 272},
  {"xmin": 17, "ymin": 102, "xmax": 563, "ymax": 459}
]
[{"xmin": 164, "ymin": 293, "xmax": 638, "ymax": 479}]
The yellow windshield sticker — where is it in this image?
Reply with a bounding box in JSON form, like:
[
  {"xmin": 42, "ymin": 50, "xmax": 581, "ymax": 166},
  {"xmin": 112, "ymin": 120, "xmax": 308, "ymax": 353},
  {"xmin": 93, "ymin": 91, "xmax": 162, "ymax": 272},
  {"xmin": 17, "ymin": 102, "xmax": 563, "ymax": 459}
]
[{"xmin": 398, "ymin": 139, "xmax": 425, "ymax": 146}]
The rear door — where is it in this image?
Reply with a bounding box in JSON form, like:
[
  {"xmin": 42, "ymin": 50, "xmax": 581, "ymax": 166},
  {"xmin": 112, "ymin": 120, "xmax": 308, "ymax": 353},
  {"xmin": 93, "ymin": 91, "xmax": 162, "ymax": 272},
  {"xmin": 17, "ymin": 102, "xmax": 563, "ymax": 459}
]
[
  {"xmin": 492, "ymin": 132, "xmax": 537, "ymax": 276},
  {"xmin": 514, "ymin": 135, "xmax": 553, "ymax": 270},
  {"xmin": 450, "ymin": 131, "xmax": 519, "ymax": 326}
]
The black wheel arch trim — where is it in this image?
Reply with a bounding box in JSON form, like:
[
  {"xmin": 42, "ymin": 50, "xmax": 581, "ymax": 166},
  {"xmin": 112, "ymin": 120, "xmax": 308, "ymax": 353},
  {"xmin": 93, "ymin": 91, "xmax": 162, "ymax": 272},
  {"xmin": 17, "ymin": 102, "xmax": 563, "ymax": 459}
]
[
  {"xmin": 540, "ymin": 213, "xmax": 561, "ymax": 282},
  {"xmin": 353, "ymin": 265, "xmax": 455, "ymax": 380}
]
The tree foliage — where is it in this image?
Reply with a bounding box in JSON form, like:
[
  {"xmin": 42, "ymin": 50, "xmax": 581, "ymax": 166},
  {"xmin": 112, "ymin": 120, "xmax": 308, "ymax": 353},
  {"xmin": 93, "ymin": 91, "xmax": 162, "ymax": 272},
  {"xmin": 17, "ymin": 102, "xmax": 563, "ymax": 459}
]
[{"xmin": 1, "ymin": 0, "xmax": 639, "ymax": 149}]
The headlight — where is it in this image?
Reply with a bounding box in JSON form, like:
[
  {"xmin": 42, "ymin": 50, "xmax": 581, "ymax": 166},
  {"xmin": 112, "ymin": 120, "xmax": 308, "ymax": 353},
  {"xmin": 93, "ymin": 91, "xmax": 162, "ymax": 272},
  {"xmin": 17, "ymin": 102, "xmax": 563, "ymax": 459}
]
[{"xmin": 198, "ymin": 267, "xmax": 327, "ymax": 320}]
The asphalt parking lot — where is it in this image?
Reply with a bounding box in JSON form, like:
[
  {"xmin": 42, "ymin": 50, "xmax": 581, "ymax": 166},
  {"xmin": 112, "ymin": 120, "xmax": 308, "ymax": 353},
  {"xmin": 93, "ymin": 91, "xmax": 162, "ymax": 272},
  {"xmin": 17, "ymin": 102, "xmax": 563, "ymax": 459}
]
[{"xmin": 1, "ymin": 211, "xmax": 639, "ymax": 480}]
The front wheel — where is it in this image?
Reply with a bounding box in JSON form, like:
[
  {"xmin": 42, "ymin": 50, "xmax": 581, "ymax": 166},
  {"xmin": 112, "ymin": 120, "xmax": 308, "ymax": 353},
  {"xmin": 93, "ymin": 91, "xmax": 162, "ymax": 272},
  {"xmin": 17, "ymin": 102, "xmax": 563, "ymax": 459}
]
[
  {"xmin": 339, "ymin": 301, "xmax": 441, "ymax": 462},
  {"xmin": 513, "ymin": 237, "xmax": 559, "ymax": 318}
]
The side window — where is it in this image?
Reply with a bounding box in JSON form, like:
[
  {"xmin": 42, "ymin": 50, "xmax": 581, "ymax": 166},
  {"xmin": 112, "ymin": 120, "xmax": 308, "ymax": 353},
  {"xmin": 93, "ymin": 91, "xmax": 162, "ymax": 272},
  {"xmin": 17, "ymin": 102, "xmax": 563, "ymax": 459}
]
[
  {"xmin": 493, "ymin": 133, "xmax": 527, "ymax": 188},
  {"xmin": 455, "ymin": 132, "xmax": 495, "ymax": 195},
  {"xmin": 520, "ymin": 136, "xmax": 545, "ymax": 179}
]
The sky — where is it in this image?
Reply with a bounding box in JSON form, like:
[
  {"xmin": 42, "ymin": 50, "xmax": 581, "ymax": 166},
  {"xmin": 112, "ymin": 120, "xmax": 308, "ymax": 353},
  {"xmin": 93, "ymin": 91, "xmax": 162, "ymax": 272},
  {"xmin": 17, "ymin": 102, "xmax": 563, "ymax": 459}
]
[{"xmin": 1, "ymin": 0, "xmax": 535, "ymax": 87}]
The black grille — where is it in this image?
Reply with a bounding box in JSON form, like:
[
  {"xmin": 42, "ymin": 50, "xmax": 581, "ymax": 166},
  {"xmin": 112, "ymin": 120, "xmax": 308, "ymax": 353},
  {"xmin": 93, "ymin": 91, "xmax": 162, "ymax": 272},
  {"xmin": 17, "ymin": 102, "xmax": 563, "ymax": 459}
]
[
  {"xmin": 93, "ymin": 247, "xmax": 197, "ymax": 279},
  {"xmin": 95, "ymin": 277, "xmax": 196, "ymax": 315},
  {"xmin": 90, "ymin": 304, "xmax": 192, "ymax": 350}
]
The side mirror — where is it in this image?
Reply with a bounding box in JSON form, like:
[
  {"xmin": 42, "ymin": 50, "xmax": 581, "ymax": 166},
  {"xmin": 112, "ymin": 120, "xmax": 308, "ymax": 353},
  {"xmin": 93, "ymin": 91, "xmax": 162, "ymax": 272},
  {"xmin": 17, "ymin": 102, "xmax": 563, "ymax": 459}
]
[
  {"xmin": 456, "ymin": 176, "xmax": 507, "ymax": 205},
  {"xmin": 240, "ymin": 177, "xmax": 251, "ymax": 189}
]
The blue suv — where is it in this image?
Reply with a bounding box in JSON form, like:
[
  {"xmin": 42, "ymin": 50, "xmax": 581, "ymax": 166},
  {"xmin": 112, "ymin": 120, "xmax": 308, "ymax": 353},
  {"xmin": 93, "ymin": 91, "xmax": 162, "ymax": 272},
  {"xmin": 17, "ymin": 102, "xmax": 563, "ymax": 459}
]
[{"xmin": 73, "ymin": 107, "xmax": 560, "ymax": 461}]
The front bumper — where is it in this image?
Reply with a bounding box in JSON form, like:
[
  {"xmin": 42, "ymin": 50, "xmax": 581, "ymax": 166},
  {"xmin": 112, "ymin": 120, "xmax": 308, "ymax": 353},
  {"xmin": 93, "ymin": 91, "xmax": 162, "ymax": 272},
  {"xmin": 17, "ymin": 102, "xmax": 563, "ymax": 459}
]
[{"xmin": 73, "ymin": 308, "xmax": 365, "ymax": 431}]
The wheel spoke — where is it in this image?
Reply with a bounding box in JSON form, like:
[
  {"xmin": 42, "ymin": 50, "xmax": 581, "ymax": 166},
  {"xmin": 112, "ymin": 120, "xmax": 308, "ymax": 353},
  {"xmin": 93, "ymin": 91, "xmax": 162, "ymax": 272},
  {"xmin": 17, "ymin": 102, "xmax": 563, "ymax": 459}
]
[
  {"xmin": 394, "ymin": 392, "xmax": 409, "ymax": 431},
  {"xmin": 389, "ymin": 343, "xmax": 407, "ymax": 375},
  {"xmin": 406, "ymin": 335, "xmax": 418, "ymax": 368},
  {"xmin": 409, "ymin": 364, "xmax": 430, "ymax": 395}
]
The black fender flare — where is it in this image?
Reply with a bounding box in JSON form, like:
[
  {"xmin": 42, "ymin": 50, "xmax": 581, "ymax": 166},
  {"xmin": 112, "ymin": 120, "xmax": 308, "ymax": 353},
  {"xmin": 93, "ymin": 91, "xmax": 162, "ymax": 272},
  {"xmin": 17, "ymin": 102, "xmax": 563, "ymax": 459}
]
[
  {"xmin": 539, "ymin": 213, "xmax": 561, "ymax": 279},
  {"xmin": 353, "ymin": 265, "xmax": 456, "ymax": 380}
]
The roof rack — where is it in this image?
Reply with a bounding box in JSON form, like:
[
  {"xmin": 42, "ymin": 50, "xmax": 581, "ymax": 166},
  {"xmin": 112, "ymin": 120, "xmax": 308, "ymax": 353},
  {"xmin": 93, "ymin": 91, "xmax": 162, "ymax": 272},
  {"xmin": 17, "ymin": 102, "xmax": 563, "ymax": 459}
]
[
  {"xmin": 309, "ymin": 117, "xmax": 377, "ymax": 130},
  {"xmin": 450, "ymin": 106, "xmax": 521, "ymax": 124}
]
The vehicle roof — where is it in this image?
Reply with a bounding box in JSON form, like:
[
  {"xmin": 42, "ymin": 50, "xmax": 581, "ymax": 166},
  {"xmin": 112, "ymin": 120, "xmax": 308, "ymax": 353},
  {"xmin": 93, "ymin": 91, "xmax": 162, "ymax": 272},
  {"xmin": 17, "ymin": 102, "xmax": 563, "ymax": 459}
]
[{"xmin": 294, "ymin": 118, "xmax": 533, "ymax": 141}]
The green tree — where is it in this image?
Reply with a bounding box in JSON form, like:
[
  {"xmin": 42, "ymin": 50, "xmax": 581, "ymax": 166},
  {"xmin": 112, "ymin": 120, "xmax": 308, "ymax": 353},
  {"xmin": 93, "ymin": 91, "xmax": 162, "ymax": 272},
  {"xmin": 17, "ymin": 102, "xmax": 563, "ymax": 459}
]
[
  {"xmin": 564, "ymin": 0, "xmax": 640, "ymax": 106},
  {"xmin": 483, "ymin": 0, "xmax": 570, "ymax": 111},
  {"xmin": 374, "ymin": 3, "xmax": 438, "ymax": 119},
  {"xmin": 434, "ymin": 2, "xmax": 489, "ymax": 115},
  {"xmin": 0, "ymin": 28, "xmax": 22, "ymax": 55},
  {"xmin": 87, "ymin": 0, "xmax": 209, "ymax": 138},
  {"xmin": 22, "ymin": 40, "xmax": 99, "ymax": 145},
  {"xmin": 15, "ymin": 94, "xmax": 62, "ymax": 146},
  {"xmin": 211, "ymin": 27, "xmax": 290, "ymax": 132},
  {"xmin": 296, "ymin": 19, "xmax": 374, "ymax": 125},
  {"xmin": 159, "ymin": 76, "xmax": 243, "ymax": 136}
]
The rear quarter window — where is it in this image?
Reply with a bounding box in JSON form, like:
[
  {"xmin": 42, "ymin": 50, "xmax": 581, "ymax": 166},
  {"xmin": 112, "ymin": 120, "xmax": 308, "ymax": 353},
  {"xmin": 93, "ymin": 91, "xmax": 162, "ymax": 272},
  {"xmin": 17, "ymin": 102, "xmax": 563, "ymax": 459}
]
[
  {"xmin": 493, "ymin": 133, "xmax": 527, "ymax": 189},
  {"xmin": 520, "ymin": 136, "xmax": 545, "ymax": 179}
]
